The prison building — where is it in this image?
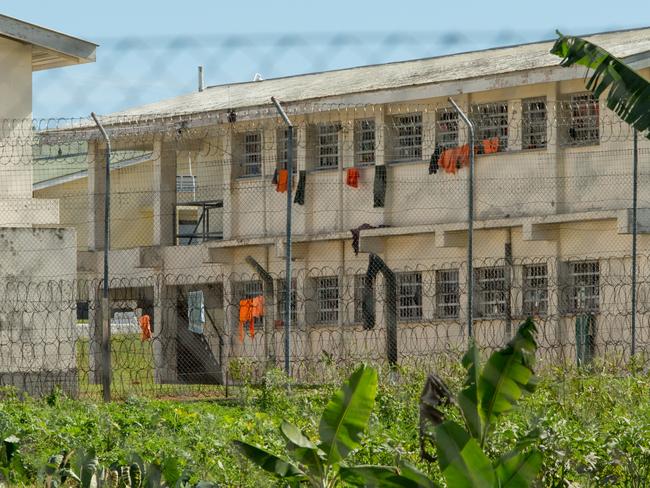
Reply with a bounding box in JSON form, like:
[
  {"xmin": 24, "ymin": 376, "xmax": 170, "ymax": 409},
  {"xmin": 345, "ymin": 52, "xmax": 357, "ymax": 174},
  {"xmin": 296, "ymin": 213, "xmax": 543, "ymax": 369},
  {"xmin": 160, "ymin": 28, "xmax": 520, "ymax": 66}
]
[{"xmin": 35, "ymin": 27, "xmax": 650, "ymax": 382}]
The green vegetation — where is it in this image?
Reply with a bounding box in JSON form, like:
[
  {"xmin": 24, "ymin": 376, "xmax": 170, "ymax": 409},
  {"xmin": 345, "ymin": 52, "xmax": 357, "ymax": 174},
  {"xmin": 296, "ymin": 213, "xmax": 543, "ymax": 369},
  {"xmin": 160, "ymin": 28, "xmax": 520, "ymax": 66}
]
[{"xmin": 0, "ymin": 355, "xmax": 648, "ymax": 485}]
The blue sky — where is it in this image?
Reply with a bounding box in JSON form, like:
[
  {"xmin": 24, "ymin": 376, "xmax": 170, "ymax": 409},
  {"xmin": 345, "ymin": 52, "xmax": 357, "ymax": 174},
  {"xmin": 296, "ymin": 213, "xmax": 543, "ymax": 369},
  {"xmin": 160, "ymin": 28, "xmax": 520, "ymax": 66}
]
[
  {"xmin": 3, "ymin": 0, "xmax": 649, "ymax": 118},
  {"xmin": 3, "ymin": 0, "xmax": 648, "ymax": 38}
]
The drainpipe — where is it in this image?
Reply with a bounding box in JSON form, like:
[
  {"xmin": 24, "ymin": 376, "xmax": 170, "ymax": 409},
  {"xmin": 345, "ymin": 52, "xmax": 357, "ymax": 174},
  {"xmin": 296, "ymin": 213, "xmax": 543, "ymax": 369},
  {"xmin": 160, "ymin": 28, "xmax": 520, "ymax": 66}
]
[
  {"xmin": 91, "ymin": 112, "xmax": 111, "ymax": 403},
  {"xmin": 449, "ymin": 98, "xmax": 475, "ymax": 339},
  {"xmin": 271, "ymin": 96, "xmax": 293, "ymax": 376},
  {"xmin": 244, "ymin": 255, "xmax": 275, "ymax": 368}
]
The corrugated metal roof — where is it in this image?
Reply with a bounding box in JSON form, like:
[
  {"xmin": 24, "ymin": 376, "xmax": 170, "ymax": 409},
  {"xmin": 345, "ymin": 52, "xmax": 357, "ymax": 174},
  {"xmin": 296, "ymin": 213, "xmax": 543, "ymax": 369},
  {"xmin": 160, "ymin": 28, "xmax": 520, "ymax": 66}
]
[{"xmin": 111, "ymin": 27, "xmax": 650, "ymax": 118}]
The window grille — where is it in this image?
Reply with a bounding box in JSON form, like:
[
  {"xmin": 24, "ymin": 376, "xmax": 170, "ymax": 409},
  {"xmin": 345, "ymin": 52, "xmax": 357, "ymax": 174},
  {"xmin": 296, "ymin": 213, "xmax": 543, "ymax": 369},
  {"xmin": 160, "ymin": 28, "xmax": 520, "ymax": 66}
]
[
  {"xmin": 235, "ymin": 280, "xmax": 264, "ymax": 326},
  {"xmin": 317, "ymin": 276, "xmax": 339, "ymax": 323},
  {"xmin": 436, "ymin": 269, "xmax": 460, "ymax": 319},
  {"xmin": 397, "ymin": 272, "xmax": 423, "ymax": 321},
  {"xmin": 522, "ymin": 97, "xmax": 547, "ymax": 149},
  {"xmin": 176, "ymin": 175, "xmax": 196, "ymax": 193},
  {"xmin": 435, "ymin": 110, "xmax": 459, "ymax": 149},
  {"xmin": 567, "ymin": 93, "xmax": 599, "ymax": 146},
  {"xmin": 277, "ymin": 128, "xmax": 297, "ymax": 172},
  {"xmin": 567, "ymin": 261, "xmax": 599, "ymax": 313},
  {"xmin": 522, "ymin": 264, "xmax": 548, "ymax": 316},
  {"xmin": 241, "ymin": 132, "xmax": 262, "ymax": 176},
  {"xmin": 475, "ymin": 266, "xmax": 506, "ymax": 318},
  {"xmin": 317, "ymin": 124, "xmax": 340, "ymax": 168},
  {"xmin": 472, "ymin": 102, "xmax": 508, "ymax": 151},
  {"xmin": 354, "ymin": 274, "xmax": 369, "ymax": 323},
  {"xmin": 391, "ymin": 113, "xmax": 422, "ymax": 162},
  {"xmin": 276, "ymin": 278, "xmax": 297, "ymax": 323},
  {"xmin": 354, "ymin": 119, "xmax": 375, "ymax": 166}
]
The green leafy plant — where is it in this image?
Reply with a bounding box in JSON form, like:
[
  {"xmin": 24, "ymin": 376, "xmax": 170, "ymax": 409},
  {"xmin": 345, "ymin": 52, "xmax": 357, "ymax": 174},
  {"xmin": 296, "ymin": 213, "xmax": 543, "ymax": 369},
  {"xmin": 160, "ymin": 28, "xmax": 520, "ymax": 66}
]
[
  {"xmin": 234, "ymin": 364, "xmax": 430, "ymax": 487},
  {"xmin": 420, "ymin": 318, "xmax": 543, "ymax": 487},
  {"xmin": 0, "ymin": 435, "xmax": 27, "ymax": 486},
  {"xmin": 550, "ymin": 31, "xmax": 650, "ymax": 138}
]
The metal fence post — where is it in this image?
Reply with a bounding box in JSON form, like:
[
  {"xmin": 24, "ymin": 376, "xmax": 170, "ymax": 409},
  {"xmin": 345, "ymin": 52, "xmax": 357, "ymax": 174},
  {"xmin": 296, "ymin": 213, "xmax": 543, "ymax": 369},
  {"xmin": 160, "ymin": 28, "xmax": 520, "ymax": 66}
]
[
  {"xmin": 632, "ymin": 129, "xmax": 638, "ymax": 357},
  {"xmin": 91, "ymin": 112, "xmax": 112, "ymax": 402},
  {"xmin": 449, "ymin": 98, "xmax": 475, "ymax": 338},
  {"xmin": 271, "ymin": 97, "xmax": 293, "ymax": 376}
]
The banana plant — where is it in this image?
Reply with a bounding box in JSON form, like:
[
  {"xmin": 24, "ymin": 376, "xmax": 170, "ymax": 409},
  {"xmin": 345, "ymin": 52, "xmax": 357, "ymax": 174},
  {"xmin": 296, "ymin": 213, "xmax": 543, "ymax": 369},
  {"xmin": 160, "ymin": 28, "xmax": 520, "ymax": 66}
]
[
  {"xmin": 234, "ymin": 364, "xmax": 432, "ymax": 487},
  {"xmin": 550, "ymin": 31, "xmax": 650, "ymax": 139},
  {"xmin": 420, "ymin": 318, "xmax": 543, "ymax": 487}
]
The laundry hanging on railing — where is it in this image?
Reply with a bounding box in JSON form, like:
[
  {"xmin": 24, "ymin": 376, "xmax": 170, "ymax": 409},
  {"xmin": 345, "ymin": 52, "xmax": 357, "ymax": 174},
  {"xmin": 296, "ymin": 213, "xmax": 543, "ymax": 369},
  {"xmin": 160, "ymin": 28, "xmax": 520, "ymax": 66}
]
[
  {"xmin": 346, "ymin": 167, "xmax": 360, "ymax": 188},
  {"xmin": 437, "ymin": 145, "xmax": 470, "ymax": 174},
  {"xmin": 294, "ymin": 170, "xmax": 306, "ymax": 205},
  {"xmin": 481, "ymin": 137, "xmax": 500, "ymax": 155},
  {"xmin": 429, "ymin": 144, "xmax": 443, "ymax": 174},
  {"xmin": 373, "ymin": 165, "xmax": 386, "ymax": 208},
  {"xmin": 139, "ymin": 314, "xmax": 152, "ymax": 342},
  {"xmin": 238, "ymin": 295, "xmax": 265, "ymax": 342},
  {"xmin": 432, "ymin": 137, "xmax": 500, "ymax": 175},
  {"xmin": 275, "ymin": 169, "xmax": 288, "ymax": 193}
]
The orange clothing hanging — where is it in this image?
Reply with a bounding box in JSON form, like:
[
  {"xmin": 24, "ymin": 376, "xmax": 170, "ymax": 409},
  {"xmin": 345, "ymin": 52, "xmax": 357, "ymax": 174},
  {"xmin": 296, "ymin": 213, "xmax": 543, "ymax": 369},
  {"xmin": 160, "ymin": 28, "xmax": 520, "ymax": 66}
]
[
  {"xmin": 437, "ymin": 144, "xmax": 470, "ymax": 174},
  {"xmin": 482, "ymin": 137, "xmax": 499, "ymax": 154},
  {"xmin": 276, "ymin": 169, "xmax": 288, "ymax": 193},
  {"xmin": 346, "ymin": 168, "xmax": 360, "ymax": 188},
  {"xmin": 238, "ymin": 296, "xmax": 265, "ymax": 341},
  {"xmin": 139, "ymin": 314, "xmax": 152, "ymax": 342},
  {"xmin": 238, "ymin": 298, "xmax": 252, "ymax": 342}
]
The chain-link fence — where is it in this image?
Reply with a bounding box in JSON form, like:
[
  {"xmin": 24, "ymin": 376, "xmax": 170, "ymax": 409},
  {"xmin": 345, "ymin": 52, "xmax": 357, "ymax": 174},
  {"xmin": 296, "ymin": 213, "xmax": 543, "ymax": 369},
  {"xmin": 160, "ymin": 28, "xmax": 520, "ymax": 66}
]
[{"xmin": 0, "ymin": 91, "xmax": 648, "ymax": 400}]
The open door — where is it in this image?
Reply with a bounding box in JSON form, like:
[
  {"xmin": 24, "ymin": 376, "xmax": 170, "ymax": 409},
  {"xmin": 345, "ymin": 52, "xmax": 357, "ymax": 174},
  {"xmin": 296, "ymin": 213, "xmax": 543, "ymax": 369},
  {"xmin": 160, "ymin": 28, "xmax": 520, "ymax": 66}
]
[{"xmin": 175, "ymin": 289, "xmax": 223, "ymax": 384}]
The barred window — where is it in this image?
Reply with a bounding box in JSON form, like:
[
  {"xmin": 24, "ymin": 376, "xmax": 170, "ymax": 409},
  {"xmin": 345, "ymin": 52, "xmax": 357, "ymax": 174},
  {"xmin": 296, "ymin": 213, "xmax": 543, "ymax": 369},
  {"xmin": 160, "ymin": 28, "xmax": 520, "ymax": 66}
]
[
  {"xmin": 522, "ymin": 97, "xmax": 547, "ymax": 149},
  {"xmin": 391, "ymin": 113, "xmax": 422, "ymax": 163},
  {"xmin": 397, "ymin": 272, "xmax": 423, "ymax": 321},
  {"xmin": 436, "ymin": 109, "xmax": 459, "ymax": 149},
  {"xmin": 276, "ymin": 278, "xmax": 297, "ymax": 323},
  {"xmin": 318, "ymin": 124, "xmax": 340, "ymax": 168},
  {"xmin": 235, "ymin": 280, "xmax": 264, "ymax": 326},
  {"xmin": 277, "ymin": 128, "xmax": 297, "ymax": 172},
  {"xmin": 436, "ymin": 269, "xmax": 460, "ymax": 319},
  {"xmin": 475, "ymin": 266, "xmax": 506, "ymax": 318},
  {"xmin": 522, "ymin": 264, "xmax": 548, "ymax": 316},
  {"xmin": 567, "ymin": 93, "xmax": 599, "ymax": 146},
  {"xmin": 176, "ymin": 175, "xmax": 197, "ymax": 193},
  {"xmin": 317, "ymin": 276, "xmax": 339, "ymax": 323},
  {"xmin": 567, "ymin": 261, "xmax": 599, "ymax": 313},
  {"xmin": 241, "ymin": 132, "xmax": 262, "ymax": 176},
  {"xmin": 354, "ymin": 119, "xmax": 375, "ymax": 166},
  {"xmin": 472, "ymin": 102, "xmax": 508, "ymax": 152}
]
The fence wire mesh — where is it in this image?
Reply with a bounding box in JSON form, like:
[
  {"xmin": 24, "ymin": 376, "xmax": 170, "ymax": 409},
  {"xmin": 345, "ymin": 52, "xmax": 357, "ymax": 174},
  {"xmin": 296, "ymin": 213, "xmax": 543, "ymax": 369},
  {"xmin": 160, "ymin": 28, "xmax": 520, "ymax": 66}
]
[{"xmin": 2, "ymin": 78, "xmax": 650, "ymax": 400}]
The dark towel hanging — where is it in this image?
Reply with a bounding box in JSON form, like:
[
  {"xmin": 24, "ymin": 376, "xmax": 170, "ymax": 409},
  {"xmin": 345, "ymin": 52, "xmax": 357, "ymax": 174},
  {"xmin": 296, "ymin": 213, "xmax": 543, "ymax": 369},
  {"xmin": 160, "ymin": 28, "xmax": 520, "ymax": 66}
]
[
  {"xmin": 429, "ymin": 144, "xmax": 442, "ymax": 174},
  {"xmin": 294, "ymin": 170, "xmax": 306, "ymax": 205},
  {"xmin": 271, "ymin": 168, "xmax": 279, "ymax": 185},
  {"xmin": 350, "ymin": 223, "xmax": 376, "ymax": 255},
  {"xmin": 373, "ymin": 165, "xmax": 387, "ymax": 208}
]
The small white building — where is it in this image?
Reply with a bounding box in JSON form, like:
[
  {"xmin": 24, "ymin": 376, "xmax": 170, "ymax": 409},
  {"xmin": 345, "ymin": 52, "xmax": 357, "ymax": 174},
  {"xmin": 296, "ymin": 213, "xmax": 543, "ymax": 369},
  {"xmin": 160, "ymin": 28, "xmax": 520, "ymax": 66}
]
[{"xmin": 0, "ymin": 14, "xmax": 96, "ymax": 395}]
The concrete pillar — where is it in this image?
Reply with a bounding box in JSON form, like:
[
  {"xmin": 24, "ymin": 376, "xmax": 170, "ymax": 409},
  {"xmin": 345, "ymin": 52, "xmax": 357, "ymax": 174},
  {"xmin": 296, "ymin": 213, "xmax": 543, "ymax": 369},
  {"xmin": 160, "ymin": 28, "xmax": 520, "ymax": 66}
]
[
  {"xmin": 152, "ymin": 281, "xmax": 178, "ymax": 383},
  {"xmin": 86, "ymin": 141, "xmax": 105, "ymax": 251},
  {"xmin": 152, "ymin": 139, "xmax": 177, "ymax": 247}
]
